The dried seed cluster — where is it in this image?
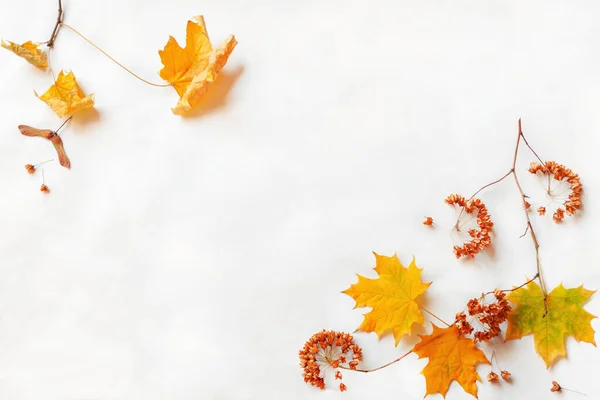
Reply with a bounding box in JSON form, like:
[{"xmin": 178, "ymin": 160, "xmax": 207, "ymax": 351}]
[
  {"xmin": 423, "ymin": 216, "xmax": 433, "ymax": 226},
  {"xmin": 528, "ymin": 161, "xmax": 582, "ymax": 222},
  {"xmin": 299, "ymin": 330, "xmax": 362, "ymax": 391},
  {"xmin": 25, "ymin": 164, "xmax": 36, "ymax": 174},
  {"xmin": 445, "ymin": 194, "xmax": 493, "ymax": 258},
  {"xmin": 456, "ymin": 289, "xmax": 511, "ymax": 343},
  {"xmin": 487, "ymin": 370, "xmax": 511, "ymax": 383}
]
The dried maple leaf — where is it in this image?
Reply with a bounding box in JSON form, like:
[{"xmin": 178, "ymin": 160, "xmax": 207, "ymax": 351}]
[
  {"xmin": 413, "ymin": 324, "xmax": 489, "ymax": 398},
  {"xmin": 158, "ymin": 15, "xmax": 237, "ymax": 115},
  {"xmin": 342, "ymin": 253, "xmax": 431, "ymax": 345},
  {"xmin": 35, "ymin": 70, "xmax": 95, "ymax": 118},
  {"xmin": 505, "ymin": 281, "xmax": 596, "ymax": 368},
  {"xmin": 1, "ymin": 40, "xmax": 48, "ymax": 70},
  {"xmin": 18, "ymin": 125, "xmax": 70, "ymax": 169}
]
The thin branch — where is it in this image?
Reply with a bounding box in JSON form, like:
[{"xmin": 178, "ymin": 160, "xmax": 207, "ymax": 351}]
[
  {"xmin": 60, "ymin": 23, "xmax": 172, "ymax": 88},
  {"xmin": 481, "ymin": 274, "xmax": 539, "ymax": 297},
  {"xmin": 422, "ymin": 307, "xmax": 451, "ymax": 327},
  {"xmin": 519, "ymin": 129, "xmax": 545, "ymax": 166},
  {"xmin": 47, "ymin": 0, "xmax": 63, "ymax": 48},
  {"xmin": 519, "ymin": 223, "xmax": 529, "ymax": 238},
  {"xmin": 467, "ymin": 169, "xmax": 513, "ymax": 201},
  {"xmin": 339, "ymin": 350, "xmax": 413, "ymax": 373},
  {"xmin": 514, "ymin": 120, "xmax": 548, "ymax": 314}
]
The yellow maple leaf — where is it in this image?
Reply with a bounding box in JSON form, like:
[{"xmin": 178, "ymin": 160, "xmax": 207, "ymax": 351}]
[
  {"xmin": 342, "ymin": 253, "xmax": 431, "ymax": 345},
  {"xmin": 505, "ymin": 281, "xmax": 596, "ymax": 368},
  {"xmin": 158, "ymin": 15, "xmax": 237, "ymax": 115},
  {"xmin": 1, "ymin": 40, "xmax": 48, "ymax": 70},
  {"xmin": 35, "ymin": 70, "xmax": 95, "ymax": 118},
  {"xmin": 412, "ymin": 324, "xmax": 489, "ymax": 399}
]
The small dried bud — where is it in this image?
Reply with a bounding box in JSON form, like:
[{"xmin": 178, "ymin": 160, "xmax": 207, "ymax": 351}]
[
  {"xmin": 40, "ymin": 184, "xmax": 50, "ymax": 194},
  {"xmin": 501, "ymin": 370, "xmax": 511, "ymax": 381},
  {"xmin": 335, "ymin": 371, "xmax": 342, "ymax": 380},
  {"xmin": 524, "ymin": 201, "xmax": 531, "ymax": 210},
  {"xmin": 339, "ymin": 383, "xmax": 347, "ymax": 392},
  {"xmin": 553, "ymin": 208, "xmax": 565, "ymax": 223},
  {"xmin": 551, "ymin": 381, "xmax": 561, "ymax": 392},
  {"xmin": 487, "ymin": 372, "xmax": 499, "ymax": 383},
  {"xmin": 25, "ymin": 164, "xmax": 36, "ymax": 174},
  {"xmin": 537, "ymin": 206, "xmax": 546, "ymax": 216},
  {"xmin": 423, "ymin": 216, "xmax": 433, "ymax": 226}
]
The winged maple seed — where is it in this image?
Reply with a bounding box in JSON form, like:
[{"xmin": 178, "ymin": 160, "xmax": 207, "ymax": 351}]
[
  {"xmin": 159, "ymin": 15, "xmax": 237, "ymax": 115},
  {"xmin": 18, "ymin": 125, "xmax": 71, "ymax": 169}
]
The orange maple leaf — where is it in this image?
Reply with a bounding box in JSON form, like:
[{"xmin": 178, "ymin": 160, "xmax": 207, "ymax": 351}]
[
  {"xmin": 158, "ymin": 15, "xmax": 237, "ymax": 115},
  {"xmin": 1, "ymin": 40, "xmax": 48, "ymax": 70},
  {"xmin": 35, "ymin": 70, "xmax": 95, "ymax": 118},
  {"xmin": 342, "ymin": 253, "xmax": 431, "ymax": 345},
  {"xmin": 412, "ymin": 324, "xmax": 489, "ymax": 398}
]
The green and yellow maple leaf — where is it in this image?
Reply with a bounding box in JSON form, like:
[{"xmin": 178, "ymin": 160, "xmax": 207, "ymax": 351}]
[
  {"xmin": 342, "ymin": 253, "xmax": 431, "ymax": 345},
  {"xmin": 506, "ymin": 281, "xmax": 596, "ymax": 368},
  {"xmin": 413, "ymin": 324, "xmax": 489, "ymax": 398}
]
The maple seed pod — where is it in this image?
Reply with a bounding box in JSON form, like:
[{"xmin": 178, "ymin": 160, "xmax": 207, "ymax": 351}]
[
  {"xmin": 18, "ymin": 124, "xmax": 71, "ymax": 169},
  {"xmin": 501, "ymin": 370, "xmax": 511, "ymax": 381},
  {"xmin": 487, "ymin": 372, "xmax": 499, "ymax": 383}
]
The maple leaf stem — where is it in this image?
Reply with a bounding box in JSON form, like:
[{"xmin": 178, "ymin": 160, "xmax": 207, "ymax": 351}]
[
  {"xmin": 339, "ymin": 350, "xmax": 413, "ymax": 373},
  {"xmin": 421, "ymin": 307, "xmax": 451, "ymax": 327},
  {"xmin": 59, "ymin": 23, "xmax": 173, "ymax": 88},
  {"xmin": 47, "ymin": 0, "xmax": 63, "ymax": 48}
]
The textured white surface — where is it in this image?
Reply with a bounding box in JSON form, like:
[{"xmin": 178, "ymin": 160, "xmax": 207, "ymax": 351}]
[{"xmin": 0, "ymin": 1, "xmax": 599, "ymax": 399}]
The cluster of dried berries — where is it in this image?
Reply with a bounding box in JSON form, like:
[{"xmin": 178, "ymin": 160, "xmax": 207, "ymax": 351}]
[
  {"xmin": 528, "ymin": 161, "xmax": 582, "ymax": 222},
  {"xmin": 423, "ymin": 216, "xmax": 433, "ymax": 226},
  {"xmin": 487, "ymin": 370, "xmax": 511, "ymax": 383},
  {"xmin": 455, "ymin": 289, "xmax": 511, "ymax": 343},
  {"xmin": 445, "ymin": 194, "xmax": 493, "ymax": 258},
  {"xmin": 299, "ymin": 330, "xmax": 362, "ymax": 392}
]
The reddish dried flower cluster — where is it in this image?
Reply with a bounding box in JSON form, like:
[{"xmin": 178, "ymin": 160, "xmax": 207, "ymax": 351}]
[
  {"xmin": 529, "ymin": 161, "xmax": 582, "ymax": 222},
  {"xmin": 487, "ymin": 372, "xmax": 498, "ymax": 382},
  {"xmin": 423, "ymin": 216, "xmax": 433, "ymax": 226},
  {"xmin": 25, "ymin": 164, "xmax": 36, "ymax": 174},
  {"xmin": 40, "ymin": 184, "xmax": 50, "ymax": 194},
  {"xmin": 299, "ymin": 330, "xmax": 363, "ymax": 391},
  {"xmin": 487, "ymin": 370, "xmax": 511, "ymax": 383},
  {"xmin": 537, "ymin": 206, "xmax": 546, "ymax": 216},
  {"xmin": 445, "ymin": 194, "xmax": 493, "ymax": 258},
  {"xmin": 551, "ymin": 381, "xmax": 561, "ymax": 393},
  {"xmin": 455, "ymin": 289, "xmax": 511, "ymax": 343},
  {"xmin": 524, "ymin": 201, "xmax": 531, "ymax": 210},
  {"xmin": 553, "ymin": 208, "xmax": 565, "ymax": 223}
]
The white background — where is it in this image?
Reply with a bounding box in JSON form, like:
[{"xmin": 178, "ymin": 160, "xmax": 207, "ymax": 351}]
[{"xmin": 0, "ymin": 1, "xmax": 599, "ymax": 399}]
